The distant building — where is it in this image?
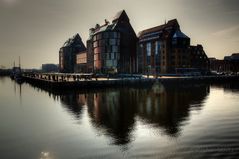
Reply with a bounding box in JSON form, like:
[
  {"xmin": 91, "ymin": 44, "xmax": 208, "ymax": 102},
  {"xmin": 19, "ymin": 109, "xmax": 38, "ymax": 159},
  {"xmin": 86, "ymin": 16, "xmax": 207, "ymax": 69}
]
[
  {"xmin": 210, "ymin": 53, "xmax": 239, "ymax": 73},
  {"xmin": 209, "ymin": 58, "xmax": 226, "ymax": 72},
  {"xmin": 87, "ymin": 10, "xmax": 138, "ymax": 73},
  {"xmin": 59, "ymin": 34, "xmax": 86, "ymax": 73},
  {"xmin": 227, "ymin": 53, "xmax": 239, "ymax": 73},
  {"xmin": 138, "ymin": 19, "xmax": 209, "ymax": 74},
  {"xmin": 42, "ymin": 64, "xmax": 58, "ymax": 73}
]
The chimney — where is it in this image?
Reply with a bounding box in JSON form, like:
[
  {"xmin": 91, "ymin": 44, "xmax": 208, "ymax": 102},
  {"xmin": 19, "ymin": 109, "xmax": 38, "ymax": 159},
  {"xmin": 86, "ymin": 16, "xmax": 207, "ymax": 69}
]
[{"xmin": 105, "ymin": 19, "xmax": 109, "ymax": 25}]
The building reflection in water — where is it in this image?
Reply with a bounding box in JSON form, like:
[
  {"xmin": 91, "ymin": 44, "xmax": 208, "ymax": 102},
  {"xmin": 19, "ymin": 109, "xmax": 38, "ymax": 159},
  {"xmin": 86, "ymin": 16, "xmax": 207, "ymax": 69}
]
[
  {"xmin": 57, "ymin": 83, "xmax": 210, "ymax": 144},
  {"xmin": 34, "ymin": 83, "xmax": 212, "ymax": 145},
  {"xmin": 136, "ymin": 83, "xmax": 210, "ymax": 136},
  {"xmin": 86, "ymin": 89, "xmax": 137, "ymax": 145},
  {"xmin": 211, "ymin": 82, "xmax": 239, "ymax": 93},
  {"xmin": 60, "ymin": 93, "xmax": 87, "ymax": 119}
]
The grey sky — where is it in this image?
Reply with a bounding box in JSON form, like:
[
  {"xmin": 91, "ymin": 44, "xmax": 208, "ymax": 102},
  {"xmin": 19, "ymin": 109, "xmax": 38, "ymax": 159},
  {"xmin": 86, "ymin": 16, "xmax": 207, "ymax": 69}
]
[{"xmin": 0, "ymin": 0, "xmax": 238, "ymax": 68}]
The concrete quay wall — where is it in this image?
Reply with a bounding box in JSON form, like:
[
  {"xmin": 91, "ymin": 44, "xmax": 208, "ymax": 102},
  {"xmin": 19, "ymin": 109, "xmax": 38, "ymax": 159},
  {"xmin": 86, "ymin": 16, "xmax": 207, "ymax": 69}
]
[{"xmin": 22, "ymin": 73, "xmax": 239, "ymax": 90}]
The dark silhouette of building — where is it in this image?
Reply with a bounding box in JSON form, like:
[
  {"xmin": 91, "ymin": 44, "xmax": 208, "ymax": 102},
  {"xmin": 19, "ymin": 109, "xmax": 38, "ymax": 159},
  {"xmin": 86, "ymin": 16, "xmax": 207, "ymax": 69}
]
[
  {"xmin": 189, "ymin": 45, "xmax": 209, "ymax": 74},
  {"xmin": 225, "ymin": 53, "xmax": 239, "ymax": 73},
  {"xmin": 42, "ymin": 64, "xmax": 58, "ymax": 73},
  {"xmin": 138, "ymin": 19, "xmax": 209, "ymax": 74},
  {"xmin": 59, "ymin": 34, "xmax": 86, "ymax": 73},
  {"xmin": 0, "ymin": 69, "xmax": 11, "ymax": 76},
  {"xmin": 87, "ymin": 10, "xmax": 138, "ymax": 73},
  {"xmin": 209, "ymin": 53, "xmax": 239, "ymax": 73},
  {"xmin": 58, "ymin": 13, "xmax": 210, "ymax": 75}
]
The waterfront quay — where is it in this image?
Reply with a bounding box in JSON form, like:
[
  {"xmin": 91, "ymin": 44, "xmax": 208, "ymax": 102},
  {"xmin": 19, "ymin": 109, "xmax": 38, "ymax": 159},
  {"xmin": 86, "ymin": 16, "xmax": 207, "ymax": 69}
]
[
  {"xmin": 0, "ymin": 69, "xmax": 11, "ymax": 76},
  {"xmin": 22, "ymin": 72, "xmax": 239, "ymax": 90}
]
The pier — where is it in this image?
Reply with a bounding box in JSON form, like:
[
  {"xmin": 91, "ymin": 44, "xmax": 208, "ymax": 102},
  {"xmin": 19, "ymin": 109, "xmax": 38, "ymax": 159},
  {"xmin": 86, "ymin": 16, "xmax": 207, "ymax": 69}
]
[{"xmin": 21, "ymin": 72, "xmax": 239, "ymax": 90}]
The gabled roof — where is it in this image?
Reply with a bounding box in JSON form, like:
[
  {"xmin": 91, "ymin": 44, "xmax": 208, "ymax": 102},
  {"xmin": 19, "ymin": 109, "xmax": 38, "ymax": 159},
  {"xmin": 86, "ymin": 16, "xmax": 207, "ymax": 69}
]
[
  {"xmin": 93, "ymin": 23, "xmax": 116, "ymax": 35},
  {"xmin": 91, "ymin": 10, "xmax": 130, "ymax": 35},
  {"xmin": 63, "ymin": 33, "xmax": 83, "ymax": 47},
  {"xmin": 112, "ymin": 10, "xmax": 124, "ymax": 21},
  {"xmin": 138, "ymin": 19, "xmax": 180, "ymax": 37},
  {"xmin": 112, "ymin": 10, "xmax": 129, "ymax": 23},
  {"xmin": 173, "ymin": 30, "xmax": 189, "ymax": 39}
]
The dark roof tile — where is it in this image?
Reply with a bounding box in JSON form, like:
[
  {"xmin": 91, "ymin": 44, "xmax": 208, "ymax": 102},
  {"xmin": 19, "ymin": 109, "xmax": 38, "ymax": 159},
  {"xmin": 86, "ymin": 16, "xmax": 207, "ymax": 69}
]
[{"xmin": 139, "ymin": 19, "xmax": 179, "ymax": 37}]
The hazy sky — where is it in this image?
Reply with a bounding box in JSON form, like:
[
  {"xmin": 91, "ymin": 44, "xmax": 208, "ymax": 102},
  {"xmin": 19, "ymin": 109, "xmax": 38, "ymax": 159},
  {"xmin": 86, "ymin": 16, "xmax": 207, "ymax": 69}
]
[{"xmin": 0, "ymin": 0, "xmax": 238, "ymax": 68}]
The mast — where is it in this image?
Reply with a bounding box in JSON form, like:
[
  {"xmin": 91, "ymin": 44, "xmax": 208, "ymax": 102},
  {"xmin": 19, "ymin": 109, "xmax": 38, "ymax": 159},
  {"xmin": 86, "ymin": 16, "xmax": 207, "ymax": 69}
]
[{"xmin": 19, "ymin": 56, "xmax": 21, "ymax": 68}]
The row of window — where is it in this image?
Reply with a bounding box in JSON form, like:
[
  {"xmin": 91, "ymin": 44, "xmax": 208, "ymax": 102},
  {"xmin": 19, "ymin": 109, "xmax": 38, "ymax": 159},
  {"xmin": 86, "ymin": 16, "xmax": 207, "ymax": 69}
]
[
  {"xmin": 93, "ymin": 39, "xmax": 120, "ymax": 48},
  {"xmin": 93, "ymin": 32, "xmax": 120, "ymax": 41},
  {"xmin": 94, "ymin": 59, "xmax": 118, "ymax": 68},
  {"xmin": 94, "ymin": 52, "xmax": 120, "ymax": 61},
  {"xmin": 104, "ymin": 60, "xmax": 117, "ymax": 67},
  {"xmin": 145, "ymin": 41, "xmax": 161, "ymax": 56},
  {"xmin": 76, "ymin": 54, "xmax": 87, "ymax": 64},
  {"xmin": 94, "ymin": 46, "xmax": 119, "ymax": 54},
  {"xmin": 77, "ymin": 58, "xmax": 87, "ymax": 64},
  {"xmin": 146, "ymin": 56, "xmax": 161, "ymax": 65},
  {"xmin": 61, "ymin": 47, "xmax": 78, "ymax": 52}
]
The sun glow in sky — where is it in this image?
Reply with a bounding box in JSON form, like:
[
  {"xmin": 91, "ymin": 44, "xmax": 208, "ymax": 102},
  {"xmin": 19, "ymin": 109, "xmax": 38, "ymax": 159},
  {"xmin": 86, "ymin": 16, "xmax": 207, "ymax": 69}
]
[{"xmin": 0, "ymin": 0, "xmax": 238, "ymax": 68}]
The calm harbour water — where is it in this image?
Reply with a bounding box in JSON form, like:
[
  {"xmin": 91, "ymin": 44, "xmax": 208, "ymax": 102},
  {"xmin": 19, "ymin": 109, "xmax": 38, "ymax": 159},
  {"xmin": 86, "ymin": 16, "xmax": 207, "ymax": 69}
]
[{"xmin": 0, "ymin": 77, "xmax": 239, "ymax": 159}]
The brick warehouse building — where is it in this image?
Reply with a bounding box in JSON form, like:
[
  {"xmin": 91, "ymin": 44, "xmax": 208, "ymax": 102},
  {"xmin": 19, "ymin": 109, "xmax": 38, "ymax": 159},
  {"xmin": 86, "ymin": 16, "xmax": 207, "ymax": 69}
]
[
  {"xmin": 59, "ymin": 34, "xmax": 86, "ymax": 73},
  {"xmin": 138, "ymin": 19, "xmax": 209, "ymax": 74},
  {"xmin": 59, "ymin": 12, "xmax": 209, "ymax": 75},
  {"xmin": 87, "ymin": 10, "xmax": 138, "ymax": 73}
]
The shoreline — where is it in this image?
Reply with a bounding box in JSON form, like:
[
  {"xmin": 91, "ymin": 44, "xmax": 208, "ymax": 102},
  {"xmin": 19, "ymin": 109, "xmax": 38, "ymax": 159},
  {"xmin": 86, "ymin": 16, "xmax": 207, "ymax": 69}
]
[{"xmin": 21, "ymin": 73, "xmax": 239, "ymax": 90}]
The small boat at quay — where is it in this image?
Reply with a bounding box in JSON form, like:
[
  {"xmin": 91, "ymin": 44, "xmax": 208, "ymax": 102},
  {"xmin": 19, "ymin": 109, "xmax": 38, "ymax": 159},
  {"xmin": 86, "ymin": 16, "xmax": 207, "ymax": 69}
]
[{"xmin": 10, "ymin": 57, "xmax": 24, "ymax": 84}]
